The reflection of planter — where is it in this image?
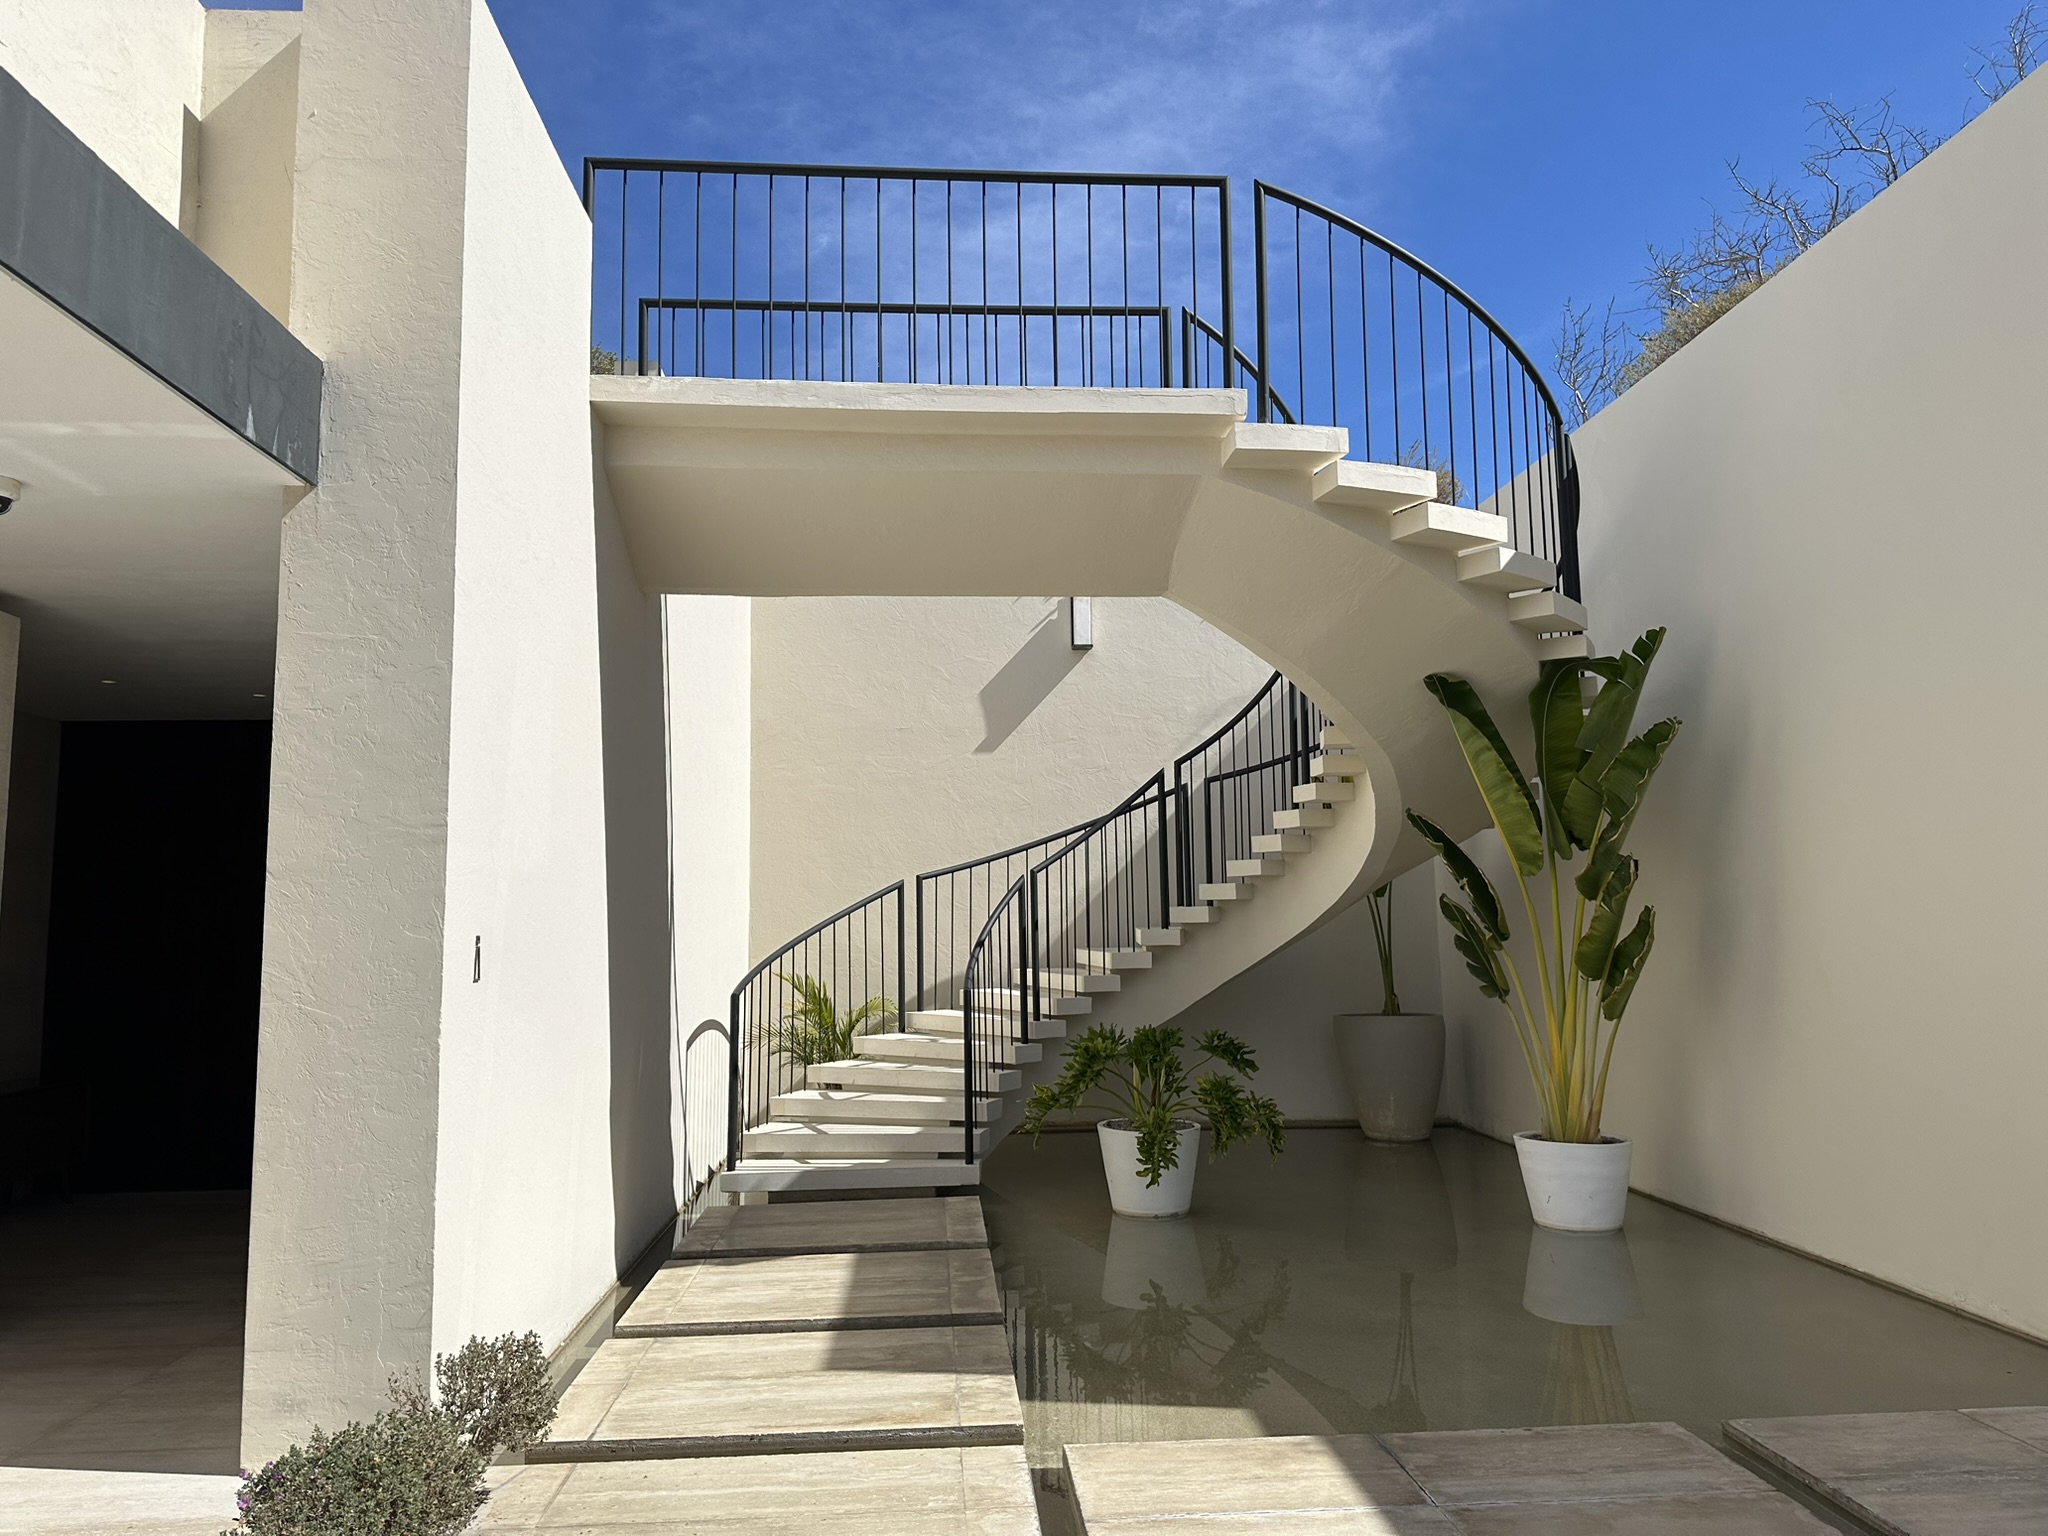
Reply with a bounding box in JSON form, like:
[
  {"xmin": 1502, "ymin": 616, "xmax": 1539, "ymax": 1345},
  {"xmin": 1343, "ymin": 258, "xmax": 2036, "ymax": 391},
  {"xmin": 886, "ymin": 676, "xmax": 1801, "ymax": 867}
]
[
  {"xmin": 1522, "ymin": 1227, "xmax": 1643, "ymax": 1325},
  {"xmin": 1098, "ymin": 1120, "xmax": 1200, "ymax": 1218},
  {"xmin": 1343, "ymin": 1138, "xmax": 1459, "ymax": 1272},
  {"xmin": 1333, "ymin": 1014, "xmax": 1444, "ymax": 1142},
  {"xmin": 1102, "ymin": 1213, "xmax": 1207, "ymax": 1309},
  {"xmin": 1514, "ymin": 1133, "xmax": 1632, "ymax": 1233}
]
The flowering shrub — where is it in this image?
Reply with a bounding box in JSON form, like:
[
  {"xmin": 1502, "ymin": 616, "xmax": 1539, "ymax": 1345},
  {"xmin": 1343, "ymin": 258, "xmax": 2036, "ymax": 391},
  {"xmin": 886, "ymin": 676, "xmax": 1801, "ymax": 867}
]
[{"xmin": 228, "ymin": 1332, "xmax": 557, "ymax": 1535}]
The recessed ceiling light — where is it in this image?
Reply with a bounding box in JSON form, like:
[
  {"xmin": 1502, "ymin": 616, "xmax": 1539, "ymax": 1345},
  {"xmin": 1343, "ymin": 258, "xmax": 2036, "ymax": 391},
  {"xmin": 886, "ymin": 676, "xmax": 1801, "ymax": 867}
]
[
  {"xmin": 100, "ymin": 678, "xmax": 116, "ymax": 685},
  {"xmin": 253, "ymin": 693, "xmax": 267, "ymax": 699}
]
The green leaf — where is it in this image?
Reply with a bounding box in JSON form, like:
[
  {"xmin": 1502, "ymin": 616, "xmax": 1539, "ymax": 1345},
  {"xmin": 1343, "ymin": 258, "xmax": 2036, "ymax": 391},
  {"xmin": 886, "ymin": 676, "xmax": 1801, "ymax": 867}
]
[
  {"xmin": 1573, "ymin": 718, "xmax": 1680, "ymax": 900},
  {"xmin": 1599, "ymin": 906, "xmax": 1656, "ymax": 1020},
  {"xmin": 1530, "ymin": 659, "xmax": 1592, "ymax": 854},
  {"xmin": 1197, "ymin": 1030, "xmax": 1258, "ymax": 1078},
  {"xmin": 1440, "ymin": 895, "xmax": 1512, "ymax": 1000},
  {"xmin": 1407, "ymin": 810, "xmax": 1508, "ymax": 942},
  {"xmin": 1198, "ymin": 1075, "xmax": 1285, "ymax": 1160},
  {"xmin": 1573, "ymin": 855, "xmax": 1638, "ymax": 981},
  {"xmin": 1423, "ymin": 673, "xmax": 1544, "ymax": 875}
]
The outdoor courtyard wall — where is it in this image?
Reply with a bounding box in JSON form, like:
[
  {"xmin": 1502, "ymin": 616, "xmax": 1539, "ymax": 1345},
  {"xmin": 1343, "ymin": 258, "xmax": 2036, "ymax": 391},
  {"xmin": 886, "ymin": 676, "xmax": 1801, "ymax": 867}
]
[
  {"xmin": 748, "ymin": 596, "xmax": 1272, "ymax": 959},
  {"xmin": 1447, "ymin": 67, "xmax": 2048, "ymax": 1339},
  {"xmin": 0, "ymin": 0, "xmax": 204, "ymax": 226},
  {"xmin": 244, "ymin": 0, "xmax": 627, "ymax": 1460}
]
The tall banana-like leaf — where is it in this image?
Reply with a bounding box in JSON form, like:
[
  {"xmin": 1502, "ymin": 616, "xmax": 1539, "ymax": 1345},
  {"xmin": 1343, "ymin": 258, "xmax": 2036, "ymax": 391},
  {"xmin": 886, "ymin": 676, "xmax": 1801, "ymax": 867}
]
[
  {"xmin": 1575, "ymin": 718, "xmax": 1681, "ymax": 902},
  {"xmin": 1531, "ymin": 659, "xmax": 1594, "ymax": 855},
  {"xmin": 1440, "ymin": 896, "xmax": 1511, "ymax": 1000},
  {"xmin": 1574, "ymin": 855, "xmax": 1639, "ymax": 982},
  {"xmin": 1407, "ymin": 810, "xmax": 1508, "ymax": 942},
  {"xmin": 1599, "ymin": 907, "xmax": 1657, "ymax": 1020},
  {"xmin": 1423, "ymin": 674, "xmax": 1544, "ymax": 875}
]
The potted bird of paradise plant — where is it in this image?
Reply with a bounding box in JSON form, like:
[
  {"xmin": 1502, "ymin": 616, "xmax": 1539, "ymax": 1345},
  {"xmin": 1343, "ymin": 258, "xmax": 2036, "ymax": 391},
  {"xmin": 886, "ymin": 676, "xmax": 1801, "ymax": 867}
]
[{"xmin": 1408, "ymin": 628, "xmax": 1678, "ymax": 1232}]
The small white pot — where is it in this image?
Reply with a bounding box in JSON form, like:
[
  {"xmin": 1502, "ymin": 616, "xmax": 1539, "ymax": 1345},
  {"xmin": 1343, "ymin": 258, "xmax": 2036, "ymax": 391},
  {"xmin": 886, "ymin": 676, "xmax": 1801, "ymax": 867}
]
[
  {"xmin": 1097, "ymin": 1120, "xmax": 1200, "ymax": 1218},
  {"xmin": 1514, "ymin": 1132, "xmax": 1632, "ymax": 1233}
]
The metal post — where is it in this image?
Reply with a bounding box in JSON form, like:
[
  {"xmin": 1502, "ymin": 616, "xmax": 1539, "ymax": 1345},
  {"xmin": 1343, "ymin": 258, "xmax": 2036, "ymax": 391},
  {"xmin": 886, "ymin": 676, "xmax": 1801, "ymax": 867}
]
[
  {"xmin": 726, "ymin": 990, "xmax": 743, "ymax": 1174},
  {"xmin": 1219, "ymin": 181, "xmax": 1236, "ymax": 392},
  {"xmin": 1250, "ymin": 184, "xmax": 1268, "ymax": 422}
]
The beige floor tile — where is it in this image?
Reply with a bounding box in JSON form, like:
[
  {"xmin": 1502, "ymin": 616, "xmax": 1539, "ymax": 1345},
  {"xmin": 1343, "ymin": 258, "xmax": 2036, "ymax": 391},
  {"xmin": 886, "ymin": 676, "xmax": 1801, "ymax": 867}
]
[
  {"xmin": 1085, "ymin": 1513, "xmax": 1457, "ymax": 1534},
  {"xmin": 0, "ymin": 1466, "xmax": 239, "ymax": 1536},
  {"xmin": 1444, "ymin": 1490, "xmax": 1836, "ymax": 1534},
  {"xmin": 1728, "ymin": 1409, "xmax": 2048, "ymax": 1482},
  {"xmin": 1819, "ymin": 1467, "xmax": 2048, "ymax": 1535},
  {"xmin": 675, "ymin": 1196, "xmax": 986, "ymax": 1259},
  {"xmin": 1383, "ymin": 1423, "xmax": 1762, "ymax": 1507},
  {"xmin": 618, "ymin": 1248, "xmax": 1001, "ymax": 1335},
  {"xmin": 1963, "ymin": 1404, "xmax": 2048, "ymax": 1454},
  {"xmin": 1065, "ymin": 1434, "xmax": 1431, "ymax": 1520},
  {"xmin": 536, "ymin": 1326, "xmax": 1022, "ymax": 1459},
  {"xmin": 479, "ymin": 1445, "xmax": 1037, "ymax": 1533}
]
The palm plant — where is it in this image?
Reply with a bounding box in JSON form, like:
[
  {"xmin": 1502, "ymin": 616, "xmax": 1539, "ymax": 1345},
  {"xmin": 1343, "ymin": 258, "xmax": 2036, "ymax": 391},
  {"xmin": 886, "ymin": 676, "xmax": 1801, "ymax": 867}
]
[
  {"xmin": 1407, "ymin": 628, "xmax": 1679, "ymax": 1144},
  {"xmin": 1365, "ymin": 882, "xmax": 1399, "ymax": 1013},
  {"xmin": 1019, "ymin": 1024, "xmax": 1285, "ymax": 1185},
  {"xmin": 770, "ymin": 974, "xmax": 895, "ymax": 1066}
]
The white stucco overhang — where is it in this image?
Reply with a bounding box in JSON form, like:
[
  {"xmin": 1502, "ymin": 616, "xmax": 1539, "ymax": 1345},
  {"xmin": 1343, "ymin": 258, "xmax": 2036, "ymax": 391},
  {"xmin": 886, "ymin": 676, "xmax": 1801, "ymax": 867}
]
[{"xmin": 0, "ymin": 265, "xmax": 304, "ymax": 718}]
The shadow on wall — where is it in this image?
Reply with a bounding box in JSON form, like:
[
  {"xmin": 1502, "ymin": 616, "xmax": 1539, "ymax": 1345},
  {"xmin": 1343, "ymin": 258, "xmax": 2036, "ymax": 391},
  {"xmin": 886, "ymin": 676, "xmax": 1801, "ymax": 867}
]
[{"xmin": 976, "ymin": 602, "xmax": 1087, "ymax": 753}]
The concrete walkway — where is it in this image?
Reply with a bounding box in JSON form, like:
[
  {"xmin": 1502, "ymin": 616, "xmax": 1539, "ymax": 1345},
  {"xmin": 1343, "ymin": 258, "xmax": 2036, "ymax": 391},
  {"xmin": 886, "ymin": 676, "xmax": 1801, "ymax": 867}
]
[
  {"xmin": 484, "ymin": 1195, "xmax": 1032, "ymax": 1531},
  {"xmin": 1063, "ymin": 1424, "xmax": 1837, "ymax": 1533},
  {"xmin": 1728, "ymin": 1407, "xmax": 2048, "ymax": 1534}
]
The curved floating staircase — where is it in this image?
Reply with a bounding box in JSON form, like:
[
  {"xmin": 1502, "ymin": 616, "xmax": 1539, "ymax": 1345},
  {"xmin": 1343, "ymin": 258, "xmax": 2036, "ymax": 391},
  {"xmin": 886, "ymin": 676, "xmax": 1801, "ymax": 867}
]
[{"xmin": 578, "ymin": 161, "xmax": 1589, "ymax": 1195}]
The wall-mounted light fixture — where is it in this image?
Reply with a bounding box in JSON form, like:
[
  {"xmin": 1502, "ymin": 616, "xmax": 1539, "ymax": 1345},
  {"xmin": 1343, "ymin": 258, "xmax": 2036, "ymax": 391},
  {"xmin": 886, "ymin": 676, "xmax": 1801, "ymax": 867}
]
[
  {"xmin": 1068, "ymin": 596, "xmax": 1094, "ymax": 651},
  {"xmin": 0, "ymin": 476, "xmax": 22, "ymax": 515}
]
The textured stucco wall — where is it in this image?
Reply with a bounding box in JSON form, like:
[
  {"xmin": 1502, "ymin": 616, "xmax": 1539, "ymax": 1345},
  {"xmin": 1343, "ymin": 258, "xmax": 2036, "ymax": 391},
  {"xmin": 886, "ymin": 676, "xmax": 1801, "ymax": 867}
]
[
  {"xmin": 0, "ymin": 0, "xmax": 205, "ymax": 223},
  {"xmin": 748, "ymin": 596, "xmax": 1272, "ymax": 960},
  {"xmin": 1445, "ymin": 69, "xmax": 2048, "ymax": 1339},
  {"xmin": 196, "ymin": 13, "xmax": 300, "ymax": 320}
]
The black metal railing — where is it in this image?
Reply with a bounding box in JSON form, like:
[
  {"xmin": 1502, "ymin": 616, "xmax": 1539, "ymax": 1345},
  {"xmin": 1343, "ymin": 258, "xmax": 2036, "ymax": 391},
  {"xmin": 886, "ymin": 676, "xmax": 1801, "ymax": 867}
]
[
  {"xmin": 1183, "ymin": 310, "xmax": 1292, "ymax": 421},
  {"xmin": 1172, "ymin": 672, "xmax": 1327, "ymax": 908},
  {"xmin": 585, "ymin": 160, "xmax": 1232, "ymax": 390},
  {"xmin": 916, "ymin": 819, "xmax": 1094, "ymax": 1015},
  {"xmin": 726, "ymin": 882, "xmax": 904, "ymax": 1169},
  {"xmin": 1252, "ymin": 182, "xmax": 1580, "ymax": 596}
]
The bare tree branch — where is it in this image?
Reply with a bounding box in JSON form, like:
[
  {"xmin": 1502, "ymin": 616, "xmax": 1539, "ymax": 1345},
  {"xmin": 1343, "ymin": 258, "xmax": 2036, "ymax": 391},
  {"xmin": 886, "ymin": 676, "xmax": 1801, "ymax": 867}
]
[
  {"xmin": 1553, "ymin": 297, "xmax": 1629, "ymax": 429},
  {"xmin": 1971, "ymin": 2, "xmax": 2044, "ymax": 104}
]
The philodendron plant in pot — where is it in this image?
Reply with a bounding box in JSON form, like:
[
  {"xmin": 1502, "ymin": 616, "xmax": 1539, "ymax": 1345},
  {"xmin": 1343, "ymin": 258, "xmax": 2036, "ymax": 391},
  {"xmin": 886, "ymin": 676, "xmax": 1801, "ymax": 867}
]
[
  {"xmin": 1332, "ymin": 882, "xmax": 1446, "ymax": 1143},
  {"xmin": 1020, "ymin": 1024, "xmax": 1284, "ymax": 1218},
  {"xmin": 1410, "ymin": 628, "xmax": 1679, "ymax": 1233}
]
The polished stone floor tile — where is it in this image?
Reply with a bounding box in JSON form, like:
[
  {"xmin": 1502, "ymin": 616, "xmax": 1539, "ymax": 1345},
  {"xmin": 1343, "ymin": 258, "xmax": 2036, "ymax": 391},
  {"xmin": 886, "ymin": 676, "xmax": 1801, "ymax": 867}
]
[
  {"xmin": 1443, "ymin": 1489, "xmax": 1835, "ymax": 1533},
  {"xmin": 535, "ymin": 1325, "xmax": 1023, "ymax": 1460},
  {"xmin": 675, "ymin": 1195, "xmax": 986, "ymax": 1259},
  {"xmin": 618, "ymin": 1247, "xmax": 1001, "ymax": 1336},
  {"xmin": 1727, "ymin": 1409, "xmax": 2048, "ymax": 1534},
  {"xmin": 1065, "ymin": 1433, "xmax": 1433, "ymax": 1520},
  {"xmin": 478, "ymin": 1445, "xmax": 1038, "ymax": 1533},
  {"xmin": 0, "ymin": 1466, "xmax": 240, "ymax": 1535},
  {"xmin": 1383, "ymin": 1422, "xmax": 1763, "ymax": 1506}
]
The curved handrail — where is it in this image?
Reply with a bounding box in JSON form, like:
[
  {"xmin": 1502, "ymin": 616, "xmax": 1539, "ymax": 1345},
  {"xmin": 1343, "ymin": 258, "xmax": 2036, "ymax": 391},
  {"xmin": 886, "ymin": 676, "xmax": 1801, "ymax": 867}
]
[{"xmin": 1182, "ymin": 312, "xmax": 1294, "ymax": 423}]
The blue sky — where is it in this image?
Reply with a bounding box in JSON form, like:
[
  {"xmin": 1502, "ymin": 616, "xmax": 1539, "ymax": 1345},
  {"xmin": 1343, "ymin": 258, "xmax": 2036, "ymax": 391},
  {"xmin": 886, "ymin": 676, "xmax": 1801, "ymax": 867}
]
[{"xmin": 220, "ymin": 1, "xmax": 2029, "ymax": 363}]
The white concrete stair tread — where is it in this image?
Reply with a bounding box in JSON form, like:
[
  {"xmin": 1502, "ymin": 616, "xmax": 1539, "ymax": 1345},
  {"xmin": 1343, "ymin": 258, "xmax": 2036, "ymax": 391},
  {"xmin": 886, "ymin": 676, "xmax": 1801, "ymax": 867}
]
[
  {"xmin": 1508, "ymin": 588, "xmax": 1589, "ymax": 633},
  {"xmin": 1389, "ymin": 501, "xmax": 1510, "ymax": 551},
  {"xmin": 1252, "ymin": 831, "xmax": 1313, "ymax": 855},
  {"xmin": 1457, "ymin": 542, "xmax": 1558, "ymax": 591},
  {"xmin": 744, "ymin": 1121, "xmax": 988, "ymax": 1158},
  {"xmin": 531, "ymin": 1327, "xmax": 1022, "ymax": 1461},
  {"xmin": 1135, "ymin": 926, "xmax": 1184, "ymax": 946},
  {"xmin": 1037, "ymin": 969, "xmax": 1121, "ymax": 993},
  {"xmin": 1272, "ymin": 806, "xmax": 1336, "ymax": 830},
  {"xmin": 476, "ymin": 1447, "xmax": 1039, "ymax": 1535},
  {"xmin": 1225, "ymin": 856, "xmax": 1286, "ymax": 879},
  {"xmin": 1310, "ymin": 457, "xmax": 1438, "ymax": 514},
  {"xmin": 717, "ymin": 1158, "xmax": 982, "ymax": 1195},
  {"xmin": 1197, "ymin": 881, "xmax": 1252, "ymax": 902},
  {"xmin": 809, "ymin": 1057, "xmax": 1022, "ymax": 1096},
  {"xmin": 617, "ymin": 1248, "xmax": 1003, "ymax": 1337},
  {"xmin": 769, "ymin": 1089, "xmax": 996, "ymax": 1125},
  {"xmin": 1535, "ymin": 632, "xmax": 1592, "ymax": 661},
  {"xmin": 1223, "ymin": 421, "xmax": 1347, "ymax": 471},
  {"xmin": 903, "ymin": 1009, "xmax": 1067, "ymax": 1042},
  {"xmin": 860, "ymin": 1031, "xmax": 1043, "ymax": 1065},
  {"xmin": 673, "ymin": 1195, "xmax": 986, "ymax": 1260},
  {"xmin": 1311, "ymin": 751, "xmax": 1358, "ymax": 780},
  {"xmin": 1319, "ymin": 726, "xmax": 1354, "ymax": 749},
  {"xmin": 1725, "ymin": 1408, "xmax": 2048, "ymax": 1536},
  {"xmin": 971, "ymin": 987, "xmax": 1092, "ymax": 1017},
  {"xmin": 1293, "ymin": 779, "xmax": 1355, "ymax": 803},
  {"xmin": 1079, "ymin": 947, "xmax": 1152, "ymax": 970},
  {"xmin": 1171, "ymin": 905, "xmax": 1223, "ymax": 924}
]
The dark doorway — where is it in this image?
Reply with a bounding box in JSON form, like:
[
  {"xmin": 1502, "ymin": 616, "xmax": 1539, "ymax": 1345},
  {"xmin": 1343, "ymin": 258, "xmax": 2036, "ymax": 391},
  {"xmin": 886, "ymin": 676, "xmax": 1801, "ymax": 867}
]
[{"xmin": 39, "ymin": 721, "xmax": 271, "ymax": 1191}]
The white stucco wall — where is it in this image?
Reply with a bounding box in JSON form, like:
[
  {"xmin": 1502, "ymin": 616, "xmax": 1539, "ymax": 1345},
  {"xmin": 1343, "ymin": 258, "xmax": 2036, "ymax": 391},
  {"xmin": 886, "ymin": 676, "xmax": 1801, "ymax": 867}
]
[
  {"xmin": 1443, "ymin": 69, "xmax": 2048, "ymax": 1340},
  {"xmin": 427, "ymin": 9, "xmax": 616, "ymax": 1366},
  {"xmin": 196, "ymin": 13, "xmax": 300, "ymax": 320},
  {"xmin": 749, "ymin": 596, "xmax": 1272, "ymax": 958},
  {"xmin": 0, "ymin": 0, "xmax": 205, "ymax": 222}
]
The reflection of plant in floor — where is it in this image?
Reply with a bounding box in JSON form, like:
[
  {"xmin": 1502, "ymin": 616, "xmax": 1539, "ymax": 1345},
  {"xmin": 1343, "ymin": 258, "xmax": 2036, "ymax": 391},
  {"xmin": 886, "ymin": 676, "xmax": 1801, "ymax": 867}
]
[
  {"xmin": 1008, "ymin": 1235, "xmax": 1292, "ymax": 1407},
  {"xmin": 1541, "ymin": 1324, "xmax": 1635, "ymax": 1426},
  {"xmin": 1268, "ymin": 1271, "xmax": 1427, "ymax": 1435}
]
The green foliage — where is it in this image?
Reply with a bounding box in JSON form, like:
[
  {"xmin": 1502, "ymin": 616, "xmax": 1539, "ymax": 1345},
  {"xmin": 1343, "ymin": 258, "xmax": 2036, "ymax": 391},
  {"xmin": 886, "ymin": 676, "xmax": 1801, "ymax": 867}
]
[
  {"xmin": 590, "ymin": 345, "xmax": 620, "ymax": 375},
  {"xmin": 1019, "ymin": 1024, "xmax": 1284, "ymax": 1186},
  {"xmin": 770, "ymin": 974, "xmax": 896, "ymax": 1066},
  {"xmin": 1410, "ymin": 629, "xmax": 1681, "ymax": 1142},
  {"xmin": 1365, "ymin": 882, "xmax": 1399, "ymax": 1014},
  {"xmin": 228, "ymin": 1333, "xmax": 558, "ymax": 1536}
]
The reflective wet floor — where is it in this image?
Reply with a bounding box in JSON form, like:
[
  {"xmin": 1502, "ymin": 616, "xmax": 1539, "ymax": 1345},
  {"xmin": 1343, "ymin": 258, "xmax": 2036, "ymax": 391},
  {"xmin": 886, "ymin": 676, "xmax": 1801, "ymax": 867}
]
[{"xmin": 979, "ymin": 1127, "xmax": 2048, "ymax": 1527}]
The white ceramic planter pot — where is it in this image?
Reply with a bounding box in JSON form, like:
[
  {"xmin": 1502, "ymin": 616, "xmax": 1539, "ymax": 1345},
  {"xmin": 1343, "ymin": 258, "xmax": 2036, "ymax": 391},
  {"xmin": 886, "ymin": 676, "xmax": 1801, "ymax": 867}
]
[
  {"xmin": 1332, "ymin": 1013, "xmax": 1445, "ymax": 1142},
  {"xmin": 1097, "ymin": 1119, "xmax": 1200, "ymax": 1218},
  {"xmin": 1514, "ymin": 1133, "xmax": 1632, "ymax": 1233}
]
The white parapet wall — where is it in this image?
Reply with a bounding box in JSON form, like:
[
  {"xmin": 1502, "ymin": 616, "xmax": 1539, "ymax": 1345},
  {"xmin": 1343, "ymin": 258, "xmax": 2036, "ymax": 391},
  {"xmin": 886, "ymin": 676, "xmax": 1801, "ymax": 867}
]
[{"xmin": 1447, "ymin": 66, "xmax": 2048, "ymax": 1338}]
